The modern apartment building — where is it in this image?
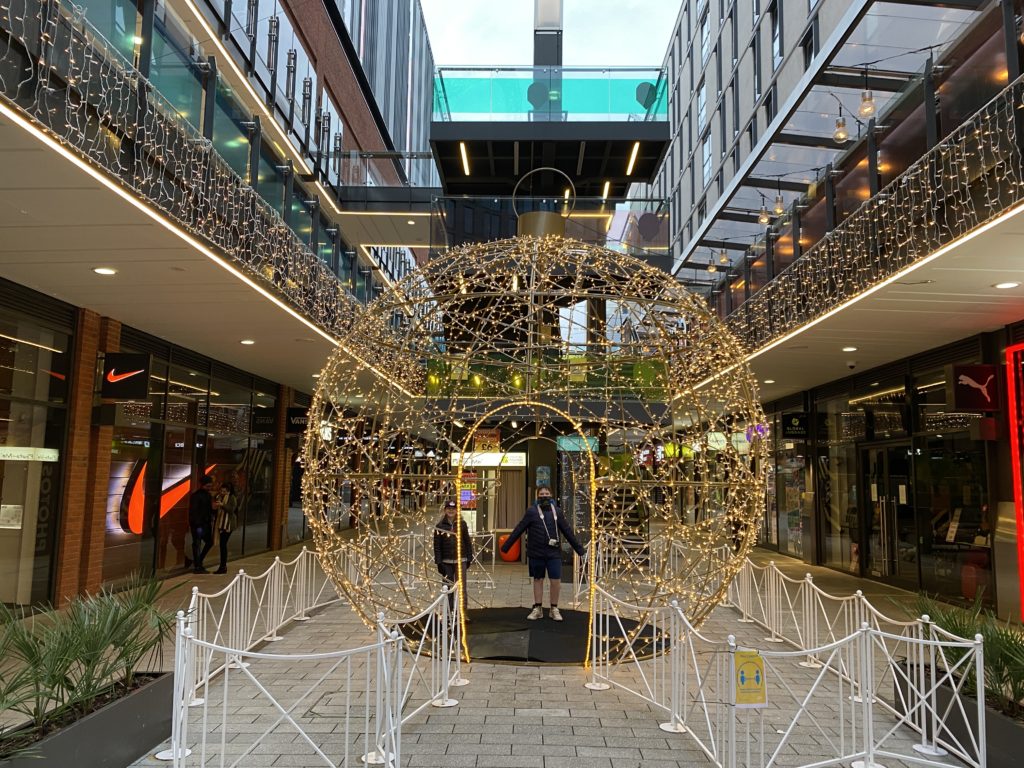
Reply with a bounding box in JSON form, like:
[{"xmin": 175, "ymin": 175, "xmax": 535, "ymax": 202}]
[{"xmin": 656, "ymin": 0, "xmax": 1024, "ymax": 619}]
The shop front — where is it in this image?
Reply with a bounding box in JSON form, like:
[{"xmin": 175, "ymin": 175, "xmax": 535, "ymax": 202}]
[
  {"xmin": 764, "ymin": 335, "xmax": 1004, "ymax": 610},
  {"xmin": 0, "ymin": 297, "xmax": 72, "ymax": 606},
  {"xmin": 100, "ymin": 330, "xmax": 280, "ymax": 586}
]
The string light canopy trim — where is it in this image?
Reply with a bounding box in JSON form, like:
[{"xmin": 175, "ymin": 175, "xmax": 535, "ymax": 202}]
[
  {"xmin": 302, "ymin": 235, "xmax": 769, "ymax": 637},
  {"xmin": 0, "ymin": 0, "xmax": 361, "ymax": 340},
  {"xmin": 727, "ymin": 75, "xmax": 1024, "ymax": 353}
]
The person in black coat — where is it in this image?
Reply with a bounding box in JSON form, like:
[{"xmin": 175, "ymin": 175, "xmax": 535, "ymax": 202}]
[
  {"xmin": 433, "ymin": 500, "xmax": 473, "ymax": 618},
  {"xmin": 500, "ymin": 485, "xmax": 585, "ymax": 622},
  {"xmin": 188, "ymin": 474, "xmax": 219, "ymax": 574}
]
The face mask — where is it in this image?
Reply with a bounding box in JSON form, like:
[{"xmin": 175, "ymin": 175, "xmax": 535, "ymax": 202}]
[{"xmin": 538, "ymin": 497, "xmax": 552, "ymax": 506}]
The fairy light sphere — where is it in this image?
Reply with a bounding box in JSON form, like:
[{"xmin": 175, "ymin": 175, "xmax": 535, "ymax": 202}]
[{"xmin": 302, "ymin": 235, "xmax": 768, "ymax": 628}]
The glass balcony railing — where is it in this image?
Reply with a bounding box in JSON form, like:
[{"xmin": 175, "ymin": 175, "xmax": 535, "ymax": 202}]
[
  {"xmin": 0, "ymin": 0, "xmax": 359, "ymax": 336},
  {"xmin": 726, "ymin": 74, "xmax": 1024, "ymax": 352},
  {"xmin": 433, "ymin": 66, "xmax": 668, "ymax": 122}
]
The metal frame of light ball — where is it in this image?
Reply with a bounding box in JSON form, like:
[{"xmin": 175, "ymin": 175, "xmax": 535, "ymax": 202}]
[{"xmin": 301, "ymin": 235, "xmax": 769, "ymax": 663}]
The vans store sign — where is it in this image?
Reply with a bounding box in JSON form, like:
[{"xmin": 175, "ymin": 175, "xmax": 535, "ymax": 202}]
[{"xmin": 286, "ymin": 407, "xmax": 309, "ymax": 434}]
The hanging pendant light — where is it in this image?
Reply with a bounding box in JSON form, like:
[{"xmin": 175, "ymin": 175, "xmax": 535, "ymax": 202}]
[
  {"xmin": 707, "ymin": 261, "xmax": 718, "ymax": 274},
  {"xmin": 758, "ymin": 204, "xmax": 770, "ymax": 225},
  {"xmin": 858, "ymin": 88, "xmax": 875, "ymax": 118},
  {"xmin": 719, "ymin": 249, "xmax": 729, "ymax": 265},
  {"xmin": 773, "ymin": 194, "xmax": 785, "ymax": 216},
  {"xmin": 833, "ymin": 106, "xmax": 849, "ymax": 144}
]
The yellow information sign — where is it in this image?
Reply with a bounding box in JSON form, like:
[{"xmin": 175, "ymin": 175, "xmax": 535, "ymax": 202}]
[{"xmin": 734, "ymin": 651, "xmax": 767, "ymax": 708}]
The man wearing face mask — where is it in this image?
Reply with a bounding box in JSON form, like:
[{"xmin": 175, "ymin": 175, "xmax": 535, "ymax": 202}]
[{"xmin": 500, "ymin": 485, "xmax": 585, "ymax": 621}]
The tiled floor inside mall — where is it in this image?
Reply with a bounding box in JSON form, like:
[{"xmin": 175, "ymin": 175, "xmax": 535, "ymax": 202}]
[{"xmin": 131, "ymin": 545, "xmax": 961, "ymax": 768}]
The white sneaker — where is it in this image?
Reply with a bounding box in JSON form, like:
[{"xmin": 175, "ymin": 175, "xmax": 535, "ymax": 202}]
[
  {"xmin": 550, "ymin": 607, "xmax": 563, "ymax": 622},
  {"xmin": 527, "ymin": 606, "xmax": 543, "ymax": 620}
]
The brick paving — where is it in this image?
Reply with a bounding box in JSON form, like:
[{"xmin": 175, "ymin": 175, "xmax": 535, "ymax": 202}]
[{"xmin": 129, "ymin": 546, "xmax": 968, "ymax": 768}]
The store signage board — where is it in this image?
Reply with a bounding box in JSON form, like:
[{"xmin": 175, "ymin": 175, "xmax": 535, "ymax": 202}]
[
  {"xmin": 451, "ymin": 451, "xmax": 527, "ymax": 468},
  {"xmin": 285, "ymin": 407, "xmax": 308, "ymax": 434},
  {"xmin": 473, "ymin": 428, "xmax": 501, "ymax": 453},
  {"xmin": 0, "ymin": 446, "xmax": 59, "ymax": 462},
  {"xmin": 949, "ymin": 364, "xmax": 1000, "ymax": 411},
  {"xmin": 251, "ymin": 409, "xmax": 276, "ymax": 432},
  {"xmin": 100, "ymin": 352, "xmax": 151, "ymax": 400},
  {"xmin": 781, "ymin": 412, "xmax": 808, "ymax": 439}
]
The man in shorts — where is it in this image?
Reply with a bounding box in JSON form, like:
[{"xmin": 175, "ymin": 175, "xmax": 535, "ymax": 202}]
[{"xmin": 500, "ymin": 485, "xmax": 585, "ymax": 621}]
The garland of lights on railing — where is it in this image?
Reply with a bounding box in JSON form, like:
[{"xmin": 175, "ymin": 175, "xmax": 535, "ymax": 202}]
[
  {"xmin": 301, "ymin": 235, "xmax": 769, "ymax": 656},
  {"xmin": 729, "ymin": 75, "xmax": 1024, "ymax": 351},
  {"xmin": 0, "ymin": 0, "xmax": 358, "ymax": 337}
]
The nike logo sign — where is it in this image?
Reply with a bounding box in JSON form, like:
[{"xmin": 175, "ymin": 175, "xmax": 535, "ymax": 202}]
[
  {"xmin": 121, "ymin": 461, "xmax": 218, "ymax": 534},
  {"xmin": 106, "ymin": 368, "xmax": 145, "ymax": 383}
]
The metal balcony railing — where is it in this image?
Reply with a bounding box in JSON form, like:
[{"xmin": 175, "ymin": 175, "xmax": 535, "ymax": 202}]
[
  {"xmin": 726, "ymin": 74, "xmax": 1024, "ymax": 352},
  {"xmin": 0, "ymin": 0, "xmax": 358, "ymax": 337}
]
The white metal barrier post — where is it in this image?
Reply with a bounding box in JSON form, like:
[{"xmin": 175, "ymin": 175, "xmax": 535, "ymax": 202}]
[
  {"xmin": 155, "ymin": 611, "xmax": 192, "ymax": 764},
  {"xmin": 432, "ymin": 586, "xmax": 458, "ymax": 708},
  {"xmin": 659, "ymin": 601, "xmax": 687, "ymax": 734}
]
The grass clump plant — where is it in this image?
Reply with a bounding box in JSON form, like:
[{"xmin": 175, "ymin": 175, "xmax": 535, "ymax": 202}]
[
  {"xmin": 0, "ymin": 576, "xmax": 175, "ymax": 759},
  {"xmin": 915, "ymin": 594, "xmax": 1024, "ymax": 720}
]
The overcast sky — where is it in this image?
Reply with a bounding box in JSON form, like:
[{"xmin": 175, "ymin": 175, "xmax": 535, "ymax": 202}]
[{"xmin": 419, "ymin": 0, "xmax": 680, "ymax": 68}]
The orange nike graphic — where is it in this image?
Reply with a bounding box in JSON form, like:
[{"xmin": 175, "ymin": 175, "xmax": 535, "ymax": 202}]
[
  {"xmin": 122, "ymin": 462, "xmax": 217, "ymax": 534},
  {"xmin": 106, "ymin": 368, "xmax": 145, "ymax": 383}
]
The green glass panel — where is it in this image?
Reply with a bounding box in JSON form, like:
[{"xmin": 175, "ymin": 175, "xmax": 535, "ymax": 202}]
[
  {"xmin": 212, "ymin": 81, "xmax": 251, "ymax": 178},
  {"xmin": 78, "ymin": 0, "xmax": 139, "ymax": 62},
  {"xmin": 149, "ymin": 21, "xmax": 203, "ymax": 130}
]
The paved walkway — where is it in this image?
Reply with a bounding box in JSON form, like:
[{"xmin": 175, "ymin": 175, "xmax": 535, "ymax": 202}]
[{"xmin": 127, "ymin": 545, "xmax": 966, "ymax": 768}]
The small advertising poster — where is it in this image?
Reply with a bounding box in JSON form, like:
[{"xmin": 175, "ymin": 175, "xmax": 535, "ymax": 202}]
[
  {"xmin": 460, "ymin": 472, "xmax": 478, "ymax": 510},
  {"xmin": 536, "ymin": 465, "xmax": 551, "ymax": 488},
  {"xmin": 734, "ymin": 651, "xmax": 767, "ymax": 708}
]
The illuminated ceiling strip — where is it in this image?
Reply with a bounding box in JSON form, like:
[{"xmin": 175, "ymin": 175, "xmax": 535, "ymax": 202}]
[
  {"xmin": 695, "ymin": 198, "xmax": 1024, "ymax": 392},
  {"xmin": 333, "ymin": 211, "xmax": 431, "ymax": 217},
  {"xmin": 459, "ymin": 142, "xmax": 470, "ymax": 176},
  {"xmin": 626, "ymin": 141, "xmax": 640, "ymax": 176},
  {"xmin": 0, "ymin": 101, "xmax": 415, "ymax": 399},
  {"xmin": 314, "ymin": 180, "xmax": 342, "ymax": 215},
  {"xmin": 177, "ymin": 0, "xmax": 312, "ymax": 176},
  {"xmin": 0, "ymin": 332, "xmax": 63, "ymax": 354}
]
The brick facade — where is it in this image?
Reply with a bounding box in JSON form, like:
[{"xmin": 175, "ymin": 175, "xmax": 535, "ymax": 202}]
[{"xmin": 54, "ymin": 312, "xmax": 123, "ymax": 602}]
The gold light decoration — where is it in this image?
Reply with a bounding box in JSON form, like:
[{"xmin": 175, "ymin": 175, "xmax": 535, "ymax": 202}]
[{"xmin": 302, "ymin": 235, "xmax": 769, "ymax": 640}]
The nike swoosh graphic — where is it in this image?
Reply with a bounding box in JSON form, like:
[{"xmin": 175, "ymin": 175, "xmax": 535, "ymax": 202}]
[
  {"xmin": 106, "ymin": 368, "xmax": 145, "ymax": 383},
  {"xmin": 123, "ymin": 461, "xmax": 217, "ymax": 534}
]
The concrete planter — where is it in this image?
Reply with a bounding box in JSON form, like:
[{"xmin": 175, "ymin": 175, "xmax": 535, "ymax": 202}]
[
  {"xmin": 893, "ymin": 662, "xmax": 1022, "ymax": 768},
  {"xmin": 0, "ymin": 673, "xmax": 173, "ymax": 768}
]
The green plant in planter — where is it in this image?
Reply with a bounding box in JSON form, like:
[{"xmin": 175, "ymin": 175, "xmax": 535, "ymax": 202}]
[
  {"xmin": 0, "ymin": 576, "xmax": 175, "ymax": 758},
  {"xmin": 915, "ymin": 594, "xmax": 1024, "ymax": 720}
]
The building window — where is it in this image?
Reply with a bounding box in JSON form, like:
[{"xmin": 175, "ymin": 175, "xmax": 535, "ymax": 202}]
[
  {"xmin": 752, "ymin": 0, "xmax": 760, "ymax": 25},
  {"xmin": 769, "ymin": 2, "xmax": 782, "ymax": 69},
  {"xmin": 801, "ymin": 27, "xmax": 817, "ymax": 70},
  {"xmin": 697, "ymin": 80, "xmax": 707, "ymax": 130},
  {"xmin": 752, "ymin": 36, "xmax": 762, "ymax": 100},
  {"xmin": 765, "ymin": 85, "xmax": 776, "ymax": 122},
  {"xmin": 702, "ymin": 134, "xmax": 713, "ymax": 187},
  {"xmin": 732, "ymin": 81, "xmax": 740, "ymax": 136},
  {"xmin": 700, "ymin": 11, "xmax": 712, "ymax": 63},
  {"xmin": 730, "ymin": 4, "xmax": 738, "ymax": 64},
  {"xmin": 697, "ymin": 196, "xmax": 707, "ymax": 225}
]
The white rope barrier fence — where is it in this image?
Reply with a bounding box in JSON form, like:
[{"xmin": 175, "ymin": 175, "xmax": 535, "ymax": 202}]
[{"xmin": 589, "ymin": 558, "xmax": 988, "ymax": 768}]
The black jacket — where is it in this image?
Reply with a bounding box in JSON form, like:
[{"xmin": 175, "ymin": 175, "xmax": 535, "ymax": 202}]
[
  {"xmin": 433, "ymin": 516, "xmax": 473, "ymax": 564},
  {"xmin": 188, "ymin": 488, "xmax": 214, "ymax": 529},
  {"xmin": 501, "ymin": 502, "xmax": 585, "ymax": 559}
]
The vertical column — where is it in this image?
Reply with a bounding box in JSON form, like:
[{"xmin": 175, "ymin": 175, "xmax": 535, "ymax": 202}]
[
  {"xmin": 268, "ymin": 385, "xmax": 291, "ymax": 551},
  {"xmin": 923, "ymin": 58, "xmax": 939, "ymax": 150},
  {"xmin": 824, "ymin": 164, "xmax": 837, "ymax": 230},
  {"xmin": 867, "ymin": 117, "xmax": 880, "ymax": 196},
  {"xmin": 54, "ymin": 309, "xmax": 100, "ymax": 602},
  {"xmin": 79, "ymin": 318, "xmax": 122, "ymax": 594}
]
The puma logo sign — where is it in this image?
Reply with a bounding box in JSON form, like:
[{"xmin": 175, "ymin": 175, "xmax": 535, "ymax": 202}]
[{"xmin": 958, "ymin": 373, "xmax": 995, "ymax": 403}]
